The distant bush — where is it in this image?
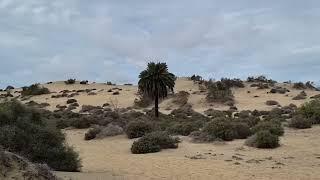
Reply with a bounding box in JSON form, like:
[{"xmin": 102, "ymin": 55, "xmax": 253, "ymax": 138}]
[
  {"xmin": 65, "ymin": 79, "xmax": 76, "ymax": 85},
  {"xmin": 0, "ymin": 101, "xmax": 81, "ymax": 171},
  {"xmin": 21, "ymin": 84, "xmax": 50, "ymax": 96},
  {"xmin": 252, "ymin": 121, "xmax": 284, "ymax": 136},
  {"xmin": 190, "ymin": 74, "xmax": 203, "ymax": 82},
  {"xmin": 270, "ymin": 86, "xmax": 288, "ymax": 94},
  {"xmin": 266, "ymin": 100, "xmax": 279, "ymax": 106},
  {"xmin": 5, "ymin": 86, "xmax": 14, "ymax": 90},
  {"xmin": 172, "ymin": 91, "xmax": 189, "ymax": 106},
  {"xmin": 80, "ymin": 80, "xmax": 88, "ymax": 85},
  {"xmin": 299, "ymin": 99, "xmax": 320, "ymax": 124},
  {"xmin": 220, "ymin": 78, "xmax": 245, "ymax": 88},
  {"xmin": 292, "ymin": 91, "xmax": 307, "ymax": 100},
  {"xmin": 106, "ymin": 81, "xmax": 113, "ymax": 85},
  {"xmin": 245, "ymin": 130, "xmax": 279, "ymax": 149},
  {"xmin": 289, "ymin": 115, "xmax": 312, "ymax": 129},
  {"xmin": 247, "ymin": 75, "xmax": 276, "ymax": 84},
  {"xmin": 131, "ymin": 131, "xmax": 179, "ymax": 154},
  {"xmin": 293, "ymin": 82, "xmax": 306, "ymax": 89},
  {"xmin": 125, "ymin": 121, "xmax": 153, "ymax": 139},
  {"xmin": 206, "ymin": 81, "xmax": 234, "ymax": 103},
  {"xmin": 67, "ymin": 99, "xmax": 77, "ymax": 104}
]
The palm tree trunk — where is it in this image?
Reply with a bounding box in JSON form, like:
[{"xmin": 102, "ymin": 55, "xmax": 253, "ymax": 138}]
[{"xmin": 155, "ymin": 94, "xmax": 159, "ymax": 117}]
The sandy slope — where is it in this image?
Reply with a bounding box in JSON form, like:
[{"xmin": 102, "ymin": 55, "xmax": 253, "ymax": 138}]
[
  {"xmin": 56, "ymin": 126, "xmax": 320, "ymax": 180},
  {"xmin": 2, "ymin": 78, "xmax": 319, "ymax": 113}
]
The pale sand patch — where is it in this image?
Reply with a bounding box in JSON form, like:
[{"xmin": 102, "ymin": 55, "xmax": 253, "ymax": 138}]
[{"xmin": 56, "ymin": 126, "xmax": 320, "ymax": 180}]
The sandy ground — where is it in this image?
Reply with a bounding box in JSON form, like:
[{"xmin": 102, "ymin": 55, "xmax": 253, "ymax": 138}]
[{"xmin": 55, "ymin": 126, "xmax": 320, "ymax": 180}]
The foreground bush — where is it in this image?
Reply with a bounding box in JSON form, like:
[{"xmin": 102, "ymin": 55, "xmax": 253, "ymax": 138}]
[
  {"xmin": 252, "ymin": 121, "xmax": 284, "ymax": 136},
  {"xmin": 125, "ymin": 121, "xmax": 153, "ymax": 139},
  {"xmin": 202, "ymin": 117, "xmax": 235, "ymax": 141},
  {"xmin": 131, "ymin": 131, "xmax": 179, "ymax": 154},
  {"xmin": 245, "ymin": 130, "xmax": 279, "ymax": 149},
  {"xmin": 289, "ymin": 115, "xmax": 312, "ymax": 129},
  {"xmin": 0, "ymin": 101, "xmax": 81, "ymax": 171},
  {"xmin": 21, "ymin": 84, "xmax": 50, "ymax": 96}
]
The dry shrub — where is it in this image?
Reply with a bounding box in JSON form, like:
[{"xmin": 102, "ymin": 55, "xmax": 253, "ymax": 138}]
[
  {"xmin": 252, "ymin": 121, "xmax": 284, "ymax": 136},
  {"xmin": 21, "ymin": 84, "xmax": 50, "ymax": 96},
  {"xmin": 245, "ymin": 130, "xmax": 279, "ymax": 149},
  {"xmin": 206, "ymin": 81, "xmax": 234, "ymax": 103},
  {"xmin": 125, "ymin": 121, "xmax": 153, "ymax": 139},
  {"xmin": 266, "ymin": 100, "xmax": 279, "ymax": 106},
  {"xmin": 96, "ymin": 124, "xmax": 123, "ymax": 138},
  {"xmin": 65, "ymin": 79, "xmax": 76, "ymax": 85},
  {"xmin": 289, "ymin": 115, "xmax": 312, "ymax": 129},
  {"xmin": 172, "ymin": 91, "xmax": 190, "ymax": 106},
  {"xmin": 292, "ymin": 91, "xmax": 307, "ymax": 100}
]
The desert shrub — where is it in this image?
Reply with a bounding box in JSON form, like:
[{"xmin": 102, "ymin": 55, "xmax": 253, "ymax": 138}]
[
  {"xmin": 5, "ymin": 86, "xmax": 14, "ymax": 90},
  {"xmin": 65, "ymin": 79, "xmax": 76, "ymax": 85},
  {"xmin": 190, "ymin": 74, "xmax": 203, "ymax": 82},
  {"xmin": 106, "ymin": 81, "xmax": 113, "ymax": 85},
  {"xmin": 166, "ymin": 122, "xmax": 200, "ymax": 136},
  {"xmin": 204, "ymin": 109, "xmax": 228, "ymax": 118},
  {"xmin": 220, "ymin": 78, "xmax": 245, "ymax": 88},
  {"xmin": 206, "ymin": 81, "xmax": 234, "ymax": 103},
  {"xmin": 80, "ymin": 80, "xmax": 88, "ymax": 85},
  {"xmin": 299, "ymin": 99, "xmax": 320, "ymax": 124},
  {"xmin": 96, "ymin": 124, "xmax": 123, "ymax": 138},
  {"xmin": 245, "ymin": 130, "xmax": 279, "ymax": 149},
  {"xmin": 84, "ymin": 127, "xmax": 101, "ymax": 140},
  {"xmin": 172, "ymin": 91, "xmax": 190, "ymax": 106},
  {"xmin": 112, "ymin": 91, "xmax": 120, "ymax": 95},
  {"xmin": 71, "ymin": 117, "xmax": 96, "ymax": 129},
  {"xmin": 252, "ymin": 121, "xmax": 284, "ymax": 136},
  {"xmin": 202, "ymin": 117, "xmax": 236, "ymax": 141},
  {"xmin": 292, "ymin": 91, "xmax": 307, "ymax": 100},
  {"xmin": 270, "ymin": 86, "xmax": 288, "ymax": 94},
  {"xmin": 289, "ymin": 115, "xmax": 312, "ymax": 129},
  {"xmin": 131, "ymin": 131, "xmax": 179, "ymax": 154},
  {"xmin": 0, "ymin": 101, "xmax": 81, "ymax": 171},
  {"xmin": 256, "ymin": 83, "xmax": 269, "ymax": 89},
  {"xmin": 232, "ymin": 122, "xmax": 252, "ymax": 139},
  {"xmin": 293, "ymin": 82, "xmax": 306, "ymax": 89},
  {"xmin": 125, "ymin": 121, "xmax": 153, "ymax": 139},
  {"xmin": 266, "ymin": 100, "xmax": 279, "ymax": 106},
  {"xmin": 21, "ymin": 84, "xmax": 50, "ymax": 96},
  {"xmin": 67, "ymin": 99, "xmax": 77, "ymax": 104},
  {"xmin": 189, "ymin": 130, "xmax": 216, "ymax": 143},
  {"xmin": 234, "ymin": 116, "xmax": 260, "ymax": 128},
  {"xmin": 247, "ymin": 75, "xmax": 276, "ymax": 84}
]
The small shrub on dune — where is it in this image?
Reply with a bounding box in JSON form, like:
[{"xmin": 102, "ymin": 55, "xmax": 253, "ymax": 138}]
[
  {"xmin": 252, "ymin": 121, "xmax": 284, "ymax": 136},
  {"xmin": 292, "ymin": 91, "xmax": 307, "ymax": 100},
  {"xmin": 189, "ymin": 130, "xmax": 216, "ymax": 143},
  {"xmin": 220, "ymin": 78, "xmax": 245, "ymax": 88},
  {"xmin": 125, "ymin": 121, "xmax": 153, "ymax": 139},
  {"xmin": 266, "ymin": 100, "xmax": 279, "ymax": 106},
  {"xmin": 293, "ymin": 82, "xmax": 306, "ymax": 89},
  {"xmin": 96, "ymin": 124, "xmax": 124, "ymax": 138},
  {"xmin": 5, "ymin": 86, "xmax": 14, "ymax": 90},
  {"xmin": 21, "ymin": 84, "xmax": 50, "ymax": 96},
  {"xmin": 134, "ymin": 92, "xmax": 153, "ymax": 108},
  {"xmin": 67, "ymin": 99, "xmax": 77, "ymax": 104},
  {"xmin": 65, "ymin": 79, "xmax": 76, "ymax": 85},
  {"xmin": 172, "ymin": 91, "xmax": 190, "ymax": 106},
  {"xmin": 234, "ymin": 116, "xmax": 260, "ymax": 128},
  {"xmin": 289, "ymin": 115, "xmax": 312, "ymax": 129},
  {"xmin": 84, "ymin": 127, "xmax": 101, "ymax": 141},
  {"xmin": 245, "ymin": 130, "xmax": 279, "ymax": 149},
  {"xmin": 71, "ymin": 117, "xmax": 96, "ymax": 129},
  {"xmin": 232, "ymin": 122, "xmax": 252, "ymax": 139},
  {"xmin": 206, "ymin": 81, "xmax": 234, "ymax": 103},
  {"xmin": 131, "ymin": 131, "xmax": 179, "ymax": 154},
  {"xmin": 204, "ymin": 109, "xmax": 228, "ymax": 118},
  {"xmin": 80, "ymin": 80, "xmax": 88, "ymax": 85}
]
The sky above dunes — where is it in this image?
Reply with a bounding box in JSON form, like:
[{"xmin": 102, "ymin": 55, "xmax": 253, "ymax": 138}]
[{"xmin": 0, "ymin": 0, "xmax": 320, "ymax": 88}]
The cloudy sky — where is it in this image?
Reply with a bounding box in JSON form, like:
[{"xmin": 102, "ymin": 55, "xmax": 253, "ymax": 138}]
[{"xmin": 0, "ymin": 0, "xmax": 320, "ymax": 88}]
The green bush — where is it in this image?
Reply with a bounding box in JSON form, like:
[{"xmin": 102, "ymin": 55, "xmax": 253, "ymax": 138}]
[
  {"xmin": 266, "ymin": 100, "xmax": 279, "ymax": 106},
  {"xmin": 299, "ymin": 100, "xmax": 320, "ymax": 124},
  {"xmin": 21, "ymin": 84, "xmax": 50, "ymax": 96},
  {"xmin": 125, "ymin": 121, "xmax": 153, "ymax": 139},
  {"xmin": 252, "ymin": 121, "xmax": 284, "ymax": 136},
  {"xmin": 84, "ymin": 127, "xmax": 101, "ymax": 140},
  {"xmin": 289, "ymin": 115, "xmax": 312, "ymax": 129},
  {"xmin": 131, "ymin": 131, "xmax": 179, "ymax": 154},
  {"xmin": 245, "ymin": 130, "xmax": 279, "ymax": 149},
  {"xmin": 0, "ymin": 101, "xmax": 81, "ymax": 171},
  {"xmin": 202, "ymin": 117, "xmax": 235, "ymax": 141}
]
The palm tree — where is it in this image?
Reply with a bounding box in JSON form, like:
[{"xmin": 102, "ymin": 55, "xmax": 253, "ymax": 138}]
[{"xmin": 138, "ymin": 62, "xmax": 176, "ymax": 117}]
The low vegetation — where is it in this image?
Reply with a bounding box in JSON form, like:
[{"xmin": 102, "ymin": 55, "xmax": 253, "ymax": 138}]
[
  {"xmin": 21, "ymin": 84, "xmax": 50, "ymax": 96},
  {"xmin": 245, "ymin": 130, "xmax": 279, "ymax": 149},
  {"xmin": 0, "ymin": 101, "xmax": 81, "ymax": 172},
  {"xmin": 206, "ymin": 80, "xmax": 234, "ymax": 103},
  {"xmin": 172, "ymin": 91, "xmax": 190, "ymax": 106},
  {"xmin": 65, "ymin": 79, "xmax": 76, "ymax": 85},
  {"xmin": 131, "ymin": 131, "xmax": 180, "ymax": 154}
]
